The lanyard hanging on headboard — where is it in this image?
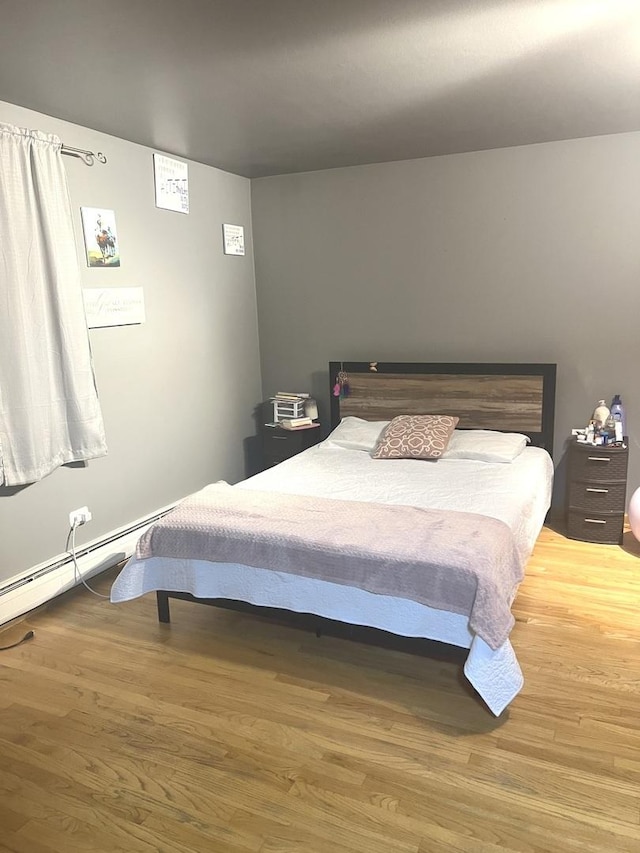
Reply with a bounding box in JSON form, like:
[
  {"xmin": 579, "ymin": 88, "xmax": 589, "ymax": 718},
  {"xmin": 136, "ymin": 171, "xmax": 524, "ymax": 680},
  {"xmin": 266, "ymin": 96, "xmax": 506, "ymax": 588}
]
[{"xmin": 333, "ymin": 363, "xmax": 350, "ymax": 398}]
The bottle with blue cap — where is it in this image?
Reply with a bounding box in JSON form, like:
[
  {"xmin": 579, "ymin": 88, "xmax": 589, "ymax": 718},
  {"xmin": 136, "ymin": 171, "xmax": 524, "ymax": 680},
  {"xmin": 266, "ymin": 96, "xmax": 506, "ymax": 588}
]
[{"xmin": 610, "ymin": 395, "xmax": 626, "ymax": 440}]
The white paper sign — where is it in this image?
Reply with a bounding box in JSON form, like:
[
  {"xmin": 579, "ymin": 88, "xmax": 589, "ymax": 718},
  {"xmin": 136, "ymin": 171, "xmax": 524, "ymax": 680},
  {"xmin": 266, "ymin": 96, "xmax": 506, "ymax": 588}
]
[
  {"xmin": 154, "ymin": 154, "xmax": 189, "ymax": 214},
  {"xmin": 222, "ymin": 223, "xmax": 245, "ymax": 256},
  {"xmin": 83, "ymin": 288, "xmax": 146, "ymax": 328}
]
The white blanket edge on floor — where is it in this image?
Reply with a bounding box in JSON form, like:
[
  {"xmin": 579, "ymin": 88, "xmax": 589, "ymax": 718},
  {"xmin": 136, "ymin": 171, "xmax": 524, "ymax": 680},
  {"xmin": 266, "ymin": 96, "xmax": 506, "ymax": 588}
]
[{"xmin": 111, "ymin": 555, "xmax": 523, "ymax": 716}]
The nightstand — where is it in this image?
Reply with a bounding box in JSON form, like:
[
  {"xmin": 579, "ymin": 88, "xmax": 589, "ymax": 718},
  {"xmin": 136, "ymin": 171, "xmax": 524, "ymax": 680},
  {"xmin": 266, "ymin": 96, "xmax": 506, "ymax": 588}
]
[
  {"xmin": 566, "ymin": 440, "xmax": 629, "ymax": 544},
  {"xmin": 261, "ymin": 424, "xmax": 322, "ymax": 470}
]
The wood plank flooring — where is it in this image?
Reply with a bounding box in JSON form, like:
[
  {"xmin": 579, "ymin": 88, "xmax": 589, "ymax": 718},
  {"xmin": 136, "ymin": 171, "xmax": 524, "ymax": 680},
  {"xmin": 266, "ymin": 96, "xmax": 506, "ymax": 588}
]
[{"xmin": 1, "ymin": 524, "xmax": 639, "ymax": 853}]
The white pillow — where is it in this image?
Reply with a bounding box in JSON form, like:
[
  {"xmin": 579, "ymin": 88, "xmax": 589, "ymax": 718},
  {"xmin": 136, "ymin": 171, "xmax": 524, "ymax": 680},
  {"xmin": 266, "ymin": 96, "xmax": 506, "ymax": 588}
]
[
  {"xmin": 441, "ymin": 430, "xmax": 530, "ymax": 463},
  {"xmin": 323, "ymin": 416, "xmax": 389, "ymax": 452}
]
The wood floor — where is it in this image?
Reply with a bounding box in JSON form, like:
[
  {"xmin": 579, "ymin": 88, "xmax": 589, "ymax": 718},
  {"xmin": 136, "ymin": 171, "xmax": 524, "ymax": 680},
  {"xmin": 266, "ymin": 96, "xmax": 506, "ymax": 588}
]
[{"xmin": 1, "ymin": 524, "xmax": 639, "ymax": 853}]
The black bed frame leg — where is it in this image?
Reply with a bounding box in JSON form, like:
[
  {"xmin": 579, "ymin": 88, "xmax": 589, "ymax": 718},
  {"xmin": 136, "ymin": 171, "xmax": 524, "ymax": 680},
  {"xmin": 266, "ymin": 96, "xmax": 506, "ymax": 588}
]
[{"xmin": 157, "ymin": 591, "xmax": 171, "ymax": 623}]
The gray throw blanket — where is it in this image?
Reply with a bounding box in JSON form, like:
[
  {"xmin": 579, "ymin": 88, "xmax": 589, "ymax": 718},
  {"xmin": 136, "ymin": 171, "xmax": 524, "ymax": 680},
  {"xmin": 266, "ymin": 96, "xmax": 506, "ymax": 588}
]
[{"xmin": 136, "ymin": 483, "xmax": 524, "ymax": 650}]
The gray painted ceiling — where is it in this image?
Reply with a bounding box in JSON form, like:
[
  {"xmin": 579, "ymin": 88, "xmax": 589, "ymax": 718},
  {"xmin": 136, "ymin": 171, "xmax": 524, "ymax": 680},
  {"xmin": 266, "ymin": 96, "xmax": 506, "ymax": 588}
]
[{"xmin": 1, "ymin": 0, "xmax": 639, "ymax": 177}]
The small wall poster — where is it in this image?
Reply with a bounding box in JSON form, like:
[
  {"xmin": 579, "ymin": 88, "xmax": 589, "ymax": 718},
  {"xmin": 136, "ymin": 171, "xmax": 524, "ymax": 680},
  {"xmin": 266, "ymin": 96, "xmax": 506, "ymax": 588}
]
[
  {"xmin": 154, "ymin": 154, "xmax": 189, "ymax": 214},
  {"xmin": 83, "ymin": 287, "xmax": 145, "ymax": 328},
  {"xmin": 81, "ymin": 207, "xmax": 121, "ymax": 267},
  {"xmin": 222, "ymin": 223, "xmax": 245, "ymax": 256}
]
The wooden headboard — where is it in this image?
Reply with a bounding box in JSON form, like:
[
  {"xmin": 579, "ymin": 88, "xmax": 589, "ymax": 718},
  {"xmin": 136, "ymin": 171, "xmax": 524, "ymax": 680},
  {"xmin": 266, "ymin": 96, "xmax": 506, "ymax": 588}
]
[{"xmin": 329, "ymin": 362, "xmax": 556, "ymax": 455}]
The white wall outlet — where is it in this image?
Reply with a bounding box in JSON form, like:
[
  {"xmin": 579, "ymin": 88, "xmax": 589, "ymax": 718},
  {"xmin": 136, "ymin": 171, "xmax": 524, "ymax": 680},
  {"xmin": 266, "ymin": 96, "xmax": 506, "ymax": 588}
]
[{"xmin": 69, "ymin": 506, "xmax": 92, "ymax": 527}]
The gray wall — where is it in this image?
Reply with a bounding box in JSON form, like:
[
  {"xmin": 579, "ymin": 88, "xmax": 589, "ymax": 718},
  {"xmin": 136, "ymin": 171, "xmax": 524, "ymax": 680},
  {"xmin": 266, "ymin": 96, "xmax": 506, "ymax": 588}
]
[
  {"xmin": 252, "ymin": 132, "xmax": 640, "ymax": 506},
  {"xmin": 0, "ymin": 101, "xmax": 262, "ymax": 582}
]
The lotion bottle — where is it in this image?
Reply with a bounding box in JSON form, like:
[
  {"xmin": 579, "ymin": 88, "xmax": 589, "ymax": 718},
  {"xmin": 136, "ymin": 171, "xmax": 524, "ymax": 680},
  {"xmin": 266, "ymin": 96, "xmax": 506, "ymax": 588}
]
[{"xmin": 593, "ymin": 400, "xmax": 610, "ymax": 429}]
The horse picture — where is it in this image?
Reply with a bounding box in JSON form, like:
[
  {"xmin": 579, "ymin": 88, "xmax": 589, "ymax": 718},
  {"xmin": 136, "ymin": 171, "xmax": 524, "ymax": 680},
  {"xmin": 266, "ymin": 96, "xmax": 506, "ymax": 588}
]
[
  {"xmin": 81, "ymin": 207, "xmax": 121, "ymax": 267},
  {"xmin": 95, "ymin": 228, "xmax": 116, "ymax": 262}
]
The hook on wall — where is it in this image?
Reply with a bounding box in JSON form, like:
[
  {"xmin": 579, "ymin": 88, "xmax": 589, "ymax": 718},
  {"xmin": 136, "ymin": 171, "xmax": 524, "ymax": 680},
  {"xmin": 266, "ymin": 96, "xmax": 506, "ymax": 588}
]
[{"xmin": 61, "ymin": 145, "xmax": 108, "ymax": 166}]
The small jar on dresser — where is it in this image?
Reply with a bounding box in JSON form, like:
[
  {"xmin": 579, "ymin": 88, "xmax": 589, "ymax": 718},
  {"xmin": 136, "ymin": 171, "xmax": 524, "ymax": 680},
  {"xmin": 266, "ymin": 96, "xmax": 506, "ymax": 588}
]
[{"xmin": 566, "ymin": 440, "xmax": 629, "ymax": 544}]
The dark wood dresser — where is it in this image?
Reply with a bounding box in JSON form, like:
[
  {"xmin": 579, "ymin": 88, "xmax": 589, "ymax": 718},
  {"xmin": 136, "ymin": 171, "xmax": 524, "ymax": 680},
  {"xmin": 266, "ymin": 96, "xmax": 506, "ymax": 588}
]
[
  {"xmin": 566, "ymin": 440, "xmax": 629, "ymax": 544},
  {"xmin": 260, "ymin": 424, "xmax": 322, "ymax": 470}
]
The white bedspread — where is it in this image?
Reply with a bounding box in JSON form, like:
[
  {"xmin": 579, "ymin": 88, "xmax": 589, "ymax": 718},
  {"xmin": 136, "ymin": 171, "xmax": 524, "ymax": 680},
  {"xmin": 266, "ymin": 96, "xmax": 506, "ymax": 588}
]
[
  {"xmin": 239, "ymin": 443, "xmax": 554, "ymax": 566},
  {"xmin": 111, "ymin": 443, "xmax": 553, "ymax": 715}
]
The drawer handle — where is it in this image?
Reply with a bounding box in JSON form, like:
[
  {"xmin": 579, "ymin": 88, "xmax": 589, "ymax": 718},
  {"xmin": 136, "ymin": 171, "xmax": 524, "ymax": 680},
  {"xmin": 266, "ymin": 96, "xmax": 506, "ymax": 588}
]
[
  {"xmin": 587, "ymin": 456, "xmax": 610, "ymax": 462},
  {"xmin": 584, "ymin": 518, "xmax": 607, "ymax": 524},
  {"xmin": 272, "ymin": 436, "xmax": 288, "ymax": 440},
  {"xmin": 586, "ymin": 487, "xmax": 609, "ymax": 493}
]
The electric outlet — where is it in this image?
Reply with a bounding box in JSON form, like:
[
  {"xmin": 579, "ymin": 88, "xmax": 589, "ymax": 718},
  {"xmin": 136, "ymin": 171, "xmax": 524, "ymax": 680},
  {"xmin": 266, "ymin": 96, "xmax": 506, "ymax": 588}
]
[{"xmin": 69, "ymin": 506, "xmax": 92, "ymax": 527}]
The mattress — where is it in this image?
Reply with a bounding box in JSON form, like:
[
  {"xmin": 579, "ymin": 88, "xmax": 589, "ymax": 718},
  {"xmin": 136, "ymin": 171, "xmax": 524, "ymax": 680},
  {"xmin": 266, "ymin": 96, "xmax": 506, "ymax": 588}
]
[
  {"xmin": 239, "ymin": 442, "xmax": 554, "ymax": 566},
  {"xmin": 111, "ymin": 442, "xmax": 553, "ymax": 715}
]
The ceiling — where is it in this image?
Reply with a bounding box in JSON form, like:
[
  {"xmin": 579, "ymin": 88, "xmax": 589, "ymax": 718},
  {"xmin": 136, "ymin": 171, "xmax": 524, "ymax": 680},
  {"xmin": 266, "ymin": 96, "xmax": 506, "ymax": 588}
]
[{"xmin": 1, "ymin": 0, "xmax": 639, "ymax": 178}]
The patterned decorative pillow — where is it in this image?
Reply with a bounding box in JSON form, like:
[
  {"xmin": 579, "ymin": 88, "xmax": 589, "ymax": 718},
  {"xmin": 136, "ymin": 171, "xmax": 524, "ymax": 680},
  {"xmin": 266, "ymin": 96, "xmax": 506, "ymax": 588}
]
[{"xmin": 372, "ymin": 414, "xmax": 459, "ymax": 460}]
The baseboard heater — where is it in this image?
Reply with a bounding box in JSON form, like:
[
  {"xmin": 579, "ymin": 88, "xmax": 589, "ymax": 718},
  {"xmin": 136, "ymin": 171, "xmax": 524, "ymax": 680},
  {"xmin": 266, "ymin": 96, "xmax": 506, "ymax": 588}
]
[{"xmin": 0, "ymin": 498, "xmax": 182, "ymax": 626}]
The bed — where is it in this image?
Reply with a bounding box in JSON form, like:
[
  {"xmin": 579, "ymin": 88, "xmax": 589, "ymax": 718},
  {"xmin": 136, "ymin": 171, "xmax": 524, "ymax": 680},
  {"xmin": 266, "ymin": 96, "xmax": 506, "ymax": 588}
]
[{"xmin": 111, "ymin": 361, "xmax": 556, "ymax": 715}]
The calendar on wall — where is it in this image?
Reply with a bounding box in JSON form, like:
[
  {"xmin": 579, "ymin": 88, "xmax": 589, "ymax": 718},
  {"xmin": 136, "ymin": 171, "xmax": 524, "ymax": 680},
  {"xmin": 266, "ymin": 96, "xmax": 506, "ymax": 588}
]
[{"xmin": 153, "ymin": 154, "xmax": 189, "ymax": 214}]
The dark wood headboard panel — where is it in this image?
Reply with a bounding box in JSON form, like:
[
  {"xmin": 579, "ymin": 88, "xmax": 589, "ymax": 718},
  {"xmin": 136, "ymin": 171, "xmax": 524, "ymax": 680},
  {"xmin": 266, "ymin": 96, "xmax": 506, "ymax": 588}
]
[{"xmin": 329, "ymin": 362, "xmax": 556, "ymax": 455}]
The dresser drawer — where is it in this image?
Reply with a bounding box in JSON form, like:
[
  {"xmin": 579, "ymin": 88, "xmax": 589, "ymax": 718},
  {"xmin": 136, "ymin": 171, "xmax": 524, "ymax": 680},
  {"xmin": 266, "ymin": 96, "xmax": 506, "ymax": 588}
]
[
  {"xmin": 567, "ymin": 480, "xmax": 627, "ymax": 513},
  {"xmin": 261, "ymin": 426, "xmax": 321, "ymax": 469},
  {"xmin": 263, "ymin": 430, "xmax": 307, "ymax": 454},
  {"xmin": 568, "ymin": 447, "xmax": 628, "ymax": 483},
  {"xmin": 566, "ymin": 509, "xmax": 624, "ymax": 544}
]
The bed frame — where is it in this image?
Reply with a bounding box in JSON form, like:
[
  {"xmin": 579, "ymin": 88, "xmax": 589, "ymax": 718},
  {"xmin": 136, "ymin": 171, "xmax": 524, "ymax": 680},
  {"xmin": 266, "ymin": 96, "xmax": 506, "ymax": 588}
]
[{"xmin": 157, "ymin": 360, "xmax": 556, "ymax": 624}]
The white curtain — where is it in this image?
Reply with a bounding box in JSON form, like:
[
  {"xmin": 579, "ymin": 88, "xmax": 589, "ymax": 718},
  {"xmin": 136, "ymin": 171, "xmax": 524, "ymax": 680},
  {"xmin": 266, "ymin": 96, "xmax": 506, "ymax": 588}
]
[{"xmin": 0, "ymin": 122, "xmax": 107, "ymax": 485}]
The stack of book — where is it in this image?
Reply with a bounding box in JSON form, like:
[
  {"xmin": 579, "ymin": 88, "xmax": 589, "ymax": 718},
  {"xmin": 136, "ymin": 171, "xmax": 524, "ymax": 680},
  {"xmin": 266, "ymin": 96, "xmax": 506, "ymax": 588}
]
[
  {"xmin": 273, "ymin": 392, "xmax": 310, "ymax": 400},
  {"xmin": 279, "ymin": 417, "xmax": 320, "ymax": 431}
]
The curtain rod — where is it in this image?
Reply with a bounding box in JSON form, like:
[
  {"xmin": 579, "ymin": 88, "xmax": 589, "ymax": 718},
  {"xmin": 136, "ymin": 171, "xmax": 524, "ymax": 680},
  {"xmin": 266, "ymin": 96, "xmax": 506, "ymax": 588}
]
[{"xmin": 61, "ymin": 145, "xmax": 107, "ymax": 166}]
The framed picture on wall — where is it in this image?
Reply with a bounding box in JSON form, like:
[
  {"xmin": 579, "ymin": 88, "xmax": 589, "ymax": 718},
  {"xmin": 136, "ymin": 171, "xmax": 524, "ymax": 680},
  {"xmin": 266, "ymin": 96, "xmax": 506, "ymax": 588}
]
[
  {"xmin": 80, "ymin": 207, "xmax": 121, "ymax": 267},
  {"xmin": 222, "ymin": 223, "xmax": 245, "ymax": 256}
]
